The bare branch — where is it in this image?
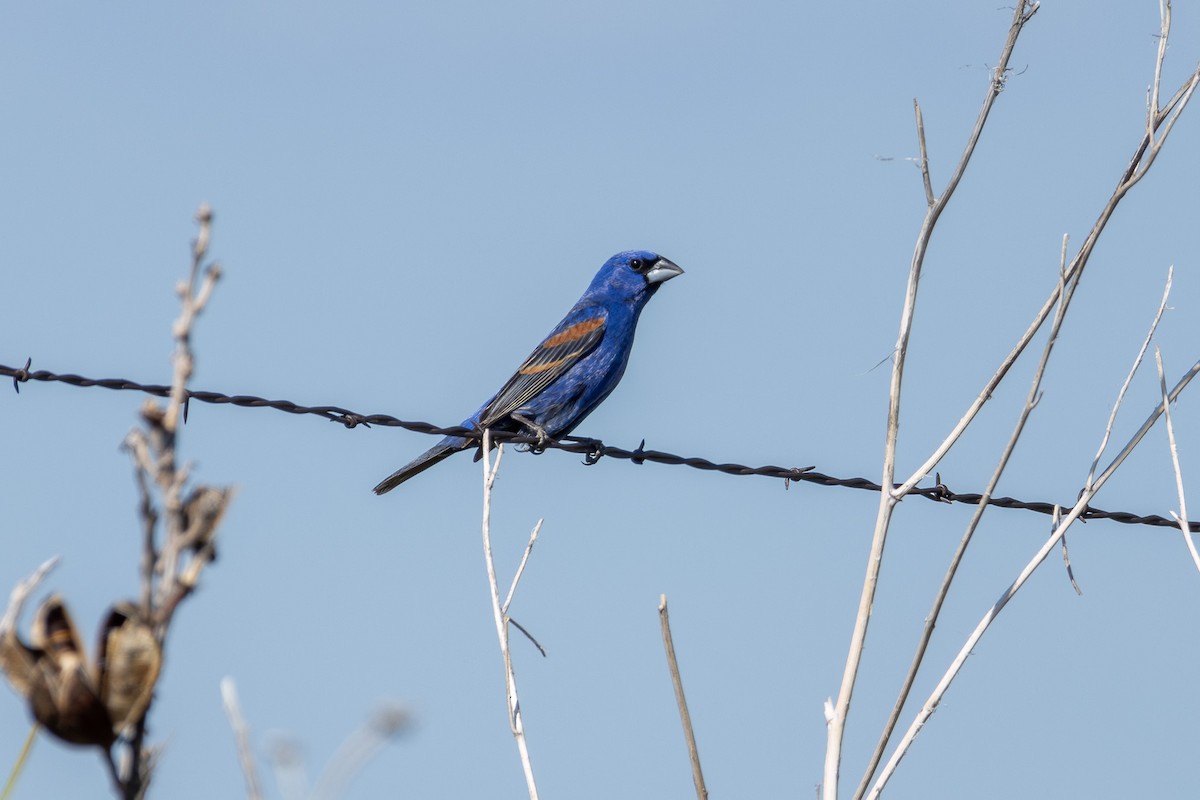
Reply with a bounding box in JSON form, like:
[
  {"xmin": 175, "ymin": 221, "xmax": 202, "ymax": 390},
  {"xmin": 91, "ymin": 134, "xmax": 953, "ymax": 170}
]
[
  {"xmin": 164, "ymin": 204, "xmax": 218, "ymax": 434},
  {"xmin": 107, "ymin": 206, "xmax": 233, "ymax": 798},
  {"xmin": 866, "ymin": 357, "xmax": 1200, "ymax": 799},
  {"xmin": 220, "ymin": 677, "xmax": 263, "ymax": 800},
  {"xmin": 507, "ymin": 618, "xmax": 547, "ymax": 658},
  {"xmin": 1148, "ymin": 0, "xmax": 1170, "ymax": 136},
  {"xmin": 502, "ymin": 520, "xmax": 544, "ymax": 616},
  {"xmin": 265, "ymin": 736, "xmax": 308, "ymax": 800},
  {"xmin": 480, "ymin": 430, "xmax": 539, "ymax": 799},
  {"xmin": 1059, "ymin": 508, "xmax": 1083, "ymax": 596},
  {"xmin": 1156, "ymin": 347, "xmax": 1200, "ymax": 574},
  {"xmin": 0, "ymin": 557, "xmax": 59, "ymax": 638},
  {"xmin": 1086, "ymin": 267, "xmax": 1174, "ymax": 490},
  {"xmin": 913, "ymin": 99, "xmax": 934, "ymax": 208},
  {"xmin": 659, "ymin": 595, "xmax": 708, "ymax": 800},
  {"xmin": 849, "ymin": 5, "xmax": 1198, "ymax": 788},
  {"xmin": 855, "ymin": 233, "xmax": 1081, "ymax": 798},
  {"xmin": 2, "ymin": 723, "xmax": 39, "ymax": 800},
  {"xmin": 824, "ymin": 5, "xmax": 1040, "ymax": 796},
  {"xmin": 895, "ymin": 54, "xmax": 1197, "ymax": 506},
  {"xmin": 309, "ymin": 702, "xmax": 411, "ymax": 800}
]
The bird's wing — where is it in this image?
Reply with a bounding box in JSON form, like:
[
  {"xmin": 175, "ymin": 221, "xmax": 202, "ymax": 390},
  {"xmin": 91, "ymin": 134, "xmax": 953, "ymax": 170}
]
[{"xmin": 478, "ymin": 305, "xmax": 608, "ymax": 429}]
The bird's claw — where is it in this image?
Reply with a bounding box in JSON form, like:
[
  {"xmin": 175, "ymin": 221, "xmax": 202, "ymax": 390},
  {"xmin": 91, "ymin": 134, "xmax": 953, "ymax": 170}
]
[
  {"xmin": 563, "ymin": 436, "xmax": 604, "ymax": 465},
  {"xmin": 511, "ymin": 412, "xmax": 551, "ymax": 454}
]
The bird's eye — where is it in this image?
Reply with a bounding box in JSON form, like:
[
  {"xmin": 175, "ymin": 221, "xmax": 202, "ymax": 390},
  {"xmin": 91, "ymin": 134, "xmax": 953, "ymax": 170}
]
[{"xmin": 630, "ymin": 258, "xmax": 647, "ymax": 272}]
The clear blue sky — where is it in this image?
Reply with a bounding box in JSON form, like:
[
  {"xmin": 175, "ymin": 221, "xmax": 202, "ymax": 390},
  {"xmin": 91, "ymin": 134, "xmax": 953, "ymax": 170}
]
[{"xmin": 2, "ymin": 2, "xmax": 1199, "ymax": 798}]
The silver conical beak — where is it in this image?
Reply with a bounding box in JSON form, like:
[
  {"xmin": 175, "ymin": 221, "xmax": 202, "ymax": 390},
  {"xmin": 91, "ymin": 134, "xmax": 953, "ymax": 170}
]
[{"xmin": 646, "ymin": 257, "xmax": 684, "ymax": 284}]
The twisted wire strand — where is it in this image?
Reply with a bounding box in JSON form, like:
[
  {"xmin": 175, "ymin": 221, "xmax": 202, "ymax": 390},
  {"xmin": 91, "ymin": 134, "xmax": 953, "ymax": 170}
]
[{"xmin": 3, "ymin": 358, "xmax": 1195, "ymax": 532}]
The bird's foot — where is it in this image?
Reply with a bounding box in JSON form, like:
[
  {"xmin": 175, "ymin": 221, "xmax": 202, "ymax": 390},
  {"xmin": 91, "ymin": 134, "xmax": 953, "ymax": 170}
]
[
  {"xmin": 563, "ymin": 435, "xmax": 605, "ymax": 465},
  {"xmin": 511, "ymin": 412, "xmax": 551, "ymax": 454}
]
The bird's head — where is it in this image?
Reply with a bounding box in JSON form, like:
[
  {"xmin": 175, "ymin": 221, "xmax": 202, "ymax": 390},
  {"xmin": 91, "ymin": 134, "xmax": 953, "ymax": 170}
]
[{"xmin": 588, "ymin": 250, "xmax": 684, "ymax": 304}]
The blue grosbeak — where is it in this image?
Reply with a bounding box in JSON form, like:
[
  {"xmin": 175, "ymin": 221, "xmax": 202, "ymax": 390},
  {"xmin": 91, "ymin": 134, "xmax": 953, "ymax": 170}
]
[{"xmin": 373, "ymin": 250, "xmax": 683, "ymax": 494}]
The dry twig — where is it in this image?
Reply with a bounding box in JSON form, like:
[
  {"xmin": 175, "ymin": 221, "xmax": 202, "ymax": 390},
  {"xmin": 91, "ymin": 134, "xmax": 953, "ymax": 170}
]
[
  {"xmin": 866, "ymin": 357, "xmax": 1200, "ymax": 799},
  {"xmin": 855, "ymin": 232, "xmax": 1081, "ymax": 798},
  {"xmin": 481, "ymin": 430, "xmax": 540, "ymax": 799},
  {"xmin": 823, "ymin": 5, "xmax": 1040, "ymax": 796},
  {"xmin": 1156, "ymin": 347, "xmax": 1200, "ymax": 574},
  {"xmin": 221, "ymin": 678, "xmax": 263, "ymax": 800},
  {"xmin": 659, "ymin": 595, "xmax": 707, "ymax": 800},
  {"xmin": 309, "ymin": 702, "xmax": 411, "ymax": 800},
  {"xmin": 0, "ymin": 207, "xmax": 234, "ymax": 800},
  {"xmin": 107, "ymin": 205, "xmax": 234, "ymax": 798},
  {"xmin": 1085, "ymin": 268, "xmax": 1174, "ymax": 491},
  {"xmin": 834, "ymin": 1, "xmax": 1200, "ymax": 793}
]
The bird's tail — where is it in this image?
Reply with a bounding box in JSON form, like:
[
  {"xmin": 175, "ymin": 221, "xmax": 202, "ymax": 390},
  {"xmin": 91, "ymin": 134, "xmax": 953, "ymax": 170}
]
[{"xmin": 373, "ymin": 437, "xmax": 465, "ymax": 494}]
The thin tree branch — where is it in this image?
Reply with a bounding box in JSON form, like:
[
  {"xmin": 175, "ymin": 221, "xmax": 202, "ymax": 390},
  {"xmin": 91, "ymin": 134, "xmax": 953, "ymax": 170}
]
[
  {"xmin": 502, "ymin": 520, "xmax": 543, "ymax": 617},
  {"xmin": 1156, "ymin": 347, "xmax": 1200, "ymax": 574},
  {"xmin": 265, "ymin": 736, "xmax": 308, "ymax": 800},
  {"xmin": 823, "ymin": 5, "xmax": 1039, "ymax": 796},
  {"xmin": 1, "ymin": 724, "xmax": 38, "ymax": 800},
  {"xmin": 0, "ymin": 575, "xmax": 70, "ymax": 790},
  {"xmin": 914, "ymin": 100, "xmax": 934, "ymax": 208},
  {"xmin": 220, "ymin": 677, "xmax": 263, "ymax": 800},
  {"xmin": 1086, "ymin": 271, "xmax": 1173, "ymax": 491},
  {"xmin": 0, "ymin": 558, "xmax": 59, "ymax": 638},
  {"xmin": 866, "ymin": 357, "xmax": 1200, "ymax": 799},
  {"xmin": 309, "ymin": 702, "xmax": 410, "ymax": 800},
  {"xmin": 855, "ymin": 234, "xmax": 1081, "ymax": 799},
  {"xmin": 1148, "ymin": 0, "xmax": 1170, "ymax": 138},
  {"xmin": 893, "ymin": 58, "xmax": 1198, "ymax": 506},
  {"xmin": 480, "ymin": 430, "xmax": 538, "ymax": 800},
  {"xmin": 507, "ymin": 618, "xmax": 547, "ymax": 658},
  {"xmin": 659, "ymin": 595, "xmax": 707, "ymax": 800},
  {"xmin": 1058, "ymin": 498, "xmax": 1083, "ymax": 595},
  {"xmin": 110, "ymin": 206, "xmax": 232, "ymax": 799}
]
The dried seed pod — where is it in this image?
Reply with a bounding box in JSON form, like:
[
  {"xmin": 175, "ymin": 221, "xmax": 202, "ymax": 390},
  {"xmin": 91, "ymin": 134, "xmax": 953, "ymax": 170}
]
[
  {"xmin": 4, "ymin": 596, "xmax": 115, "ymax": 747},
  {"xmin": 0, "ymin": 612, "xmax": 40, "ymax": 705},
  {"xmin": 180, "ymin": 485, "xmax": 231, "ymax": 559},
  {"xmin": 96, "ymin": 603, "xmax": 161, "ymax": 734}
]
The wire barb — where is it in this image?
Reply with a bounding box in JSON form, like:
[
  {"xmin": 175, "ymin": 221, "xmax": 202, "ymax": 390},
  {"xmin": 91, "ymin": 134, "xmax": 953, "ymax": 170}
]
[
  {"xmin": 2, "ymin": 359, "xmax": 1198, "ymax": 533},
  {"xmin": 11, "ymin": 357, "xmax": 31, "ymax": 394}
]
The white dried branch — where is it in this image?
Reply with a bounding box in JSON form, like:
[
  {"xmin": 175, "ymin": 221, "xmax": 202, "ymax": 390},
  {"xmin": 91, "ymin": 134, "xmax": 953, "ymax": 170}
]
[
  {"xmin": 855, "ymin": 235, "xmax": 1081, "ymax": 799},
  {"xmin": 1126, "ymin": 3, "xmax": 1199, "ymax": 193},
  {"xmin": 1156, "ymin": 347, "xmax": 1200, "ymax": 574},
  {"xmin": 0, "ymin": 557, "xmax": 60, "ymax": 638},
  {"xmin": 659, "ymin": 595, "xmax": 708, "ymax": 800},
  {"xmin": 164, "ymin": 204, "xmax": 220, "ymax": 434},
  {"xmin": 1059, "ymin": 519, "xmax": 1083, "ymax": 596},
  {"xmin": 914, "ymin": 100, "xmax": 934, "ymax": 208},
  {"xmin": 309, "ymin": 702, "xmax": 411, "ymax": 800},
  {"xmin": 854, "ymin": 6, "xmax": 1197, "ymax": 787},
  {"xmin": 895, "ymin": 54, "xmax": 1198, "ymax": 505},
  {"xmin": 265, "ymin": 736, "xmax": 309, "ymax": 800},
  {"xmin": 502, "ymin": 519, "xmax": 543, "ymax": 617},
  {"xmin": 480, "ymin": 430, "xmax": 538, "ymax": 800},
  {"xmin": 866, "ymin": 357, "xmax": 1200, "ymax": 799},
  {"xmin": 221, "ymin": 677, "xmax": 263, "ymax": 800},
  {"xmin": 823, "ymin": 5, "xmax": 1039, "ymax": 797},
  {"xmin": 112, "ymin": 205, "xmax": 232, "ymax": 798},
  {"xmin": 1085, "ymin": 267, "xmax": 1173, "ymax": 491},
  {"xmin": 1148, "ymin": 0, "xmax": 1170, "ymax": 136}
]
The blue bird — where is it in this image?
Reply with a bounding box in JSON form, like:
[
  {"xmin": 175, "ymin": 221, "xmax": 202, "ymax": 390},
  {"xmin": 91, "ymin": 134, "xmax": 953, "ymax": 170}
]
[{"xmin": 373, "ymin": 250, "xmax": 683, "ymax": 494}]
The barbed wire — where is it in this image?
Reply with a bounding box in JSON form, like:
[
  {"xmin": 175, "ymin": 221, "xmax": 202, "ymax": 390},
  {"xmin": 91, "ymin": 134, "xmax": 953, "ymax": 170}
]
[{"xmin": 3, "ymin": 358, "xmax": 1196, "ymax": 532}]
